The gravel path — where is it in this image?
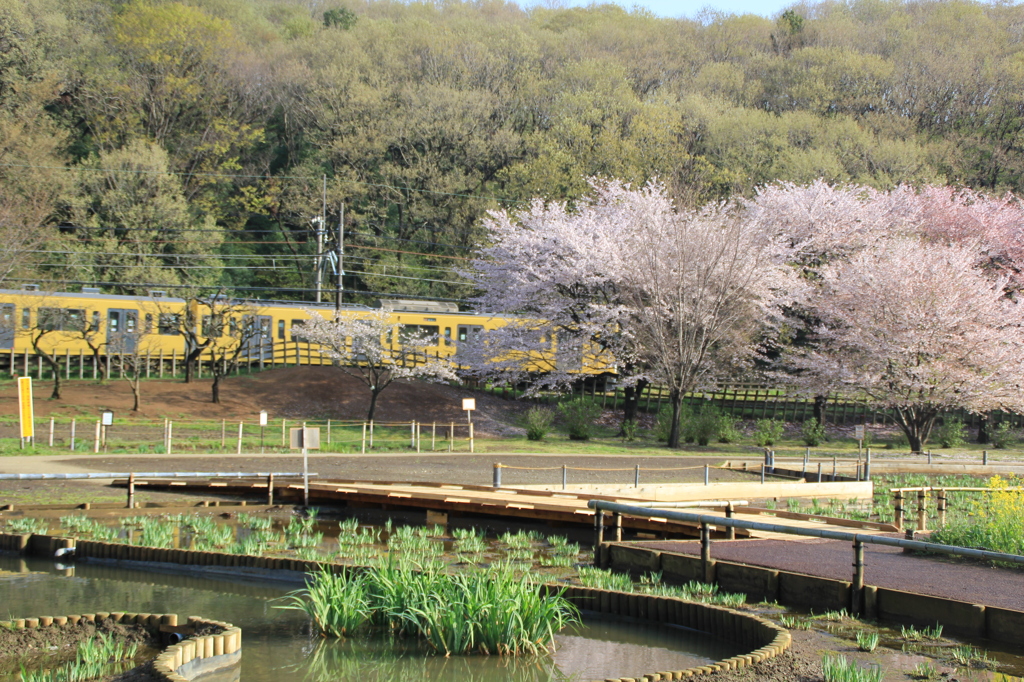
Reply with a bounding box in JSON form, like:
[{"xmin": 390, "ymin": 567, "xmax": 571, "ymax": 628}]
[{"xmin": 636, "ymin": 537, "xmax": 1024, "ymax": 612}]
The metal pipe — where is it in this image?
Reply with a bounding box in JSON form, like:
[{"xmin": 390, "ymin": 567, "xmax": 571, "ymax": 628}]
[
  {"xmin": 622, "ymin": 500, "xmax": 749, "ymax": 508},
  {"xmin": 587, "ymin": 500, "xmax": 1024, "ymax": 566},
  {"xmin": 0, "ymin": 472, "xmax": 317, "ymax": 480}
]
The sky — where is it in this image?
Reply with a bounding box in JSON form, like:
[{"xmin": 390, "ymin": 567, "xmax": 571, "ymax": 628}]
[{"xmin": 554, "ymin": 0, "xmax": 796, "ymax": 19}]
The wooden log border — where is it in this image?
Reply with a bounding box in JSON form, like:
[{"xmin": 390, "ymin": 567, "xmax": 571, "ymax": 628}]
[{"xmin": 0, "ymin": 609, "xmax": 240, "ymax": 682}]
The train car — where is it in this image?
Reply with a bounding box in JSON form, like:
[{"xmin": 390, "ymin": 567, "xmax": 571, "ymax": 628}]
[
  {"xmin": 0, "ymin": 284, "xmax": 614, "ymax": 380},
  {"xmin": 0, "ymin": 285, "xmax": 507, "ymax": 372}
]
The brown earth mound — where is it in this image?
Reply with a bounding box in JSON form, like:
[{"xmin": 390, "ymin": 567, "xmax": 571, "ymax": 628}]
[{"xmin": 0, "ymin": 368, "xmax": 529, "ymax": 436}]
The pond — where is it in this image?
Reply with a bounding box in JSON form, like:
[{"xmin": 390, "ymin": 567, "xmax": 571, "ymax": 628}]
[{"xmin": 0, "ymin": 554, "xmax": 745, "ymax": 682}]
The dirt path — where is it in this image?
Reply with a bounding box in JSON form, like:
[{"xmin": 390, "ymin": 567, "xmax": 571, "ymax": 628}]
[{"xmin": 637, "ymin": 537, "xmax": 1024, "ymax": 613}]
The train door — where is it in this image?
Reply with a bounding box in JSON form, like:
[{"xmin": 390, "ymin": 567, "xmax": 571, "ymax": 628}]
[
  {"xmin": 456, "ymin": 325, "xmax": 483, "ymax": 347},
  {"xmin": 241, "ymin": 315, "xmax": 273, "ymax": 361},
  {"xmin": 0, "ymin": 304, "xmax": 14, "ymax": 350},
  {"xmin": 107, "ymin": 309, "xmax": 139, "ymax": 353}
]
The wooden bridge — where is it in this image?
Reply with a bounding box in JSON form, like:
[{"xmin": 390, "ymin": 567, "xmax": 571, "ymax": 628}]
[{"xmin": 118, "ymin": 476, "xmax": 896, "ymax": 541}]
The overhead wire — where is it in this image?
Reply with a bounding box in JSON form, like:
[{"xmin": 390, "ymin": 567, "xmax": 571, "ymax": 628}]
[{"xmin": 0, "ymin": 161, "xmax": 535, "ymax": 206}]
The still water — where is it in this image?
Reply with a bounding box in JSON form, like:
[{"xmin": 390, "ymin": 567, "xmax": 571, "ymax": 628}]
[{"xmin": 0, "ymin": 554, "xmax": 743, "ymax": 681}]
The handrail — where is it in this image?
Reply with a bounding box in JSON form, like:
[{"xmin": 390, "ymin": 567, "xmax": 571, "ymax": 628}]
[
  {"xmin": 0, "ymin": 472, "xmax": 316, "ymax": 480},
  {"xmin": 587, "ymin": 500, "xmax": 1024, "ymax": 567}
]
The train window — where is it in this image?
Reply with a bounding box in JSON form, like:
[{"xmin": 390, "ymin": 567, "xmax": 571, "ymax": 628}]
[
  {"xmin": 91, "ymin": 311, "xmax": 100, "ymax": 331},
  {"xmin": 290, "ymin": 320, "xmax": 304, "ymax": 342},
  {"xmin": 108, "ymin": 311, "xmax": 119, "ymax": 333},
  {"xmin": 443, "ymin": 327, "xmax": 452, "ymax": 346},
  {"xmin": 1, "ymin": 306, "xmax": 12, "ymax": 328},
  {"xmin": 229, "ymin": 317, "xmax": 239, "ymax": 336},
  {"xmin": 39, "ymin": 308, "xmax": 85, "ymax": 332},
  {"xmin": 398, "ymin": 324, "xmax": 439, "ymax": 345},
  {"xmin": 145, "ymin": 314, "xmax": 153, "ymax": 333},
  {"xmin": 457, "ymin": 325, "xmax": 483, "ymax": 343},
  {"xmin": 202, "ymin": 314, "xmax": 224, "ymax": 337},
  {"xmin": 21, "ymin": 309, "xmax": 29, "ymax": 329},
  {"xmin": 158, "ymin": 314, "xmax": 180, "ymax": 335},
  {"xmin": 125, "ymin": 313, "xmax": 136, "ymax": 334},
  {"xmin": 277, "ymin": 320, "xmax": 285, "ymax": 340}
]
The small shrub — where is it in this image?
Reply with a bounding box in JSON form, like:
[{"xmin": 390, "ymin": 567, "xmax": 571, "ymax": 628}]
[
  {"xmin": 909, "ymin": 661, "xmax": 936, "ymax": 680},
  {"xmin": 717, "ymin": 414, "xmax": 742, "ymax": 443},
  {"xmin": 991, "ymin": 421, "xmax": 1016, "ymax": 449},
  {"xmin": 691, "ymin": 406, "xmax": 722, "ymax": 446},
  {"xmin": 753, "ymin": 419, "xmax": 784, "ymax": 447},
  {"xmin": 557, "ymin": 398, "xmax": 602, "ymax": 440},
  {"xmin": 822, "ymin": 654, "xmax": 884, "ymax": 682},
  {"xmin": 522, "ymin": 407, "xmax": 554, "ymax": 441},
  {"xmin": 655, "ymin": 403, "xmax": 694, "ymax": 444},
  {"xmin": 856, "ymin": 630, "xmax": 879, "ymax": 652},
  {"xmin": 801, "ymin": 417, "xmax": 826, "ymax": 446},
  {"xmin": 936, "ymin": 417, "xmax": 967, "ymax": 448},
  {"xmin": 620, "ymin": 419, "xmax": 638, "ymax": 442}
]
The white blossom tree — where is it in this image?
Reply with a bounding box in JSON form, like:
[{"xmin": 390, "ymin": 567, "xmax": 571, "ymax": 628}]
[
  {"xmin": 294, "ymin": 310, "xmax": 457, "ymax": 421},
  {"xmin": 468, "ymin": 179, "xmax": 796, "ymax": 446},
  {"xmin": 787, "ymin": 237, "xmax": 1024, "ymax": 452},
  {"xmin": 464, "ymin": 180, "xmax": 642, "ymax": 421},
  {"xmin": 620, "ymin": 198, "xmax": 796, "ymax": 447}
]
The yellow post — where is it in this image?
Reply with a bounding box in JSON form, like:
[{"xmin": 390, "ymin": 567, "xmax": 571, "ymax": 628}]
[{"xmin": 17, "ymin": 377, "xmax": 33, "ymax": 446}]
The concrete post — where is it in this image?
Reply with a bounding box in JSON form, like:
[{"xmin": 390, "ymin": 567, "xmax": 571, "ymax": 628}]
[
  {"xmin": 493, "ymin": 463, "xmax": 502, "ymax": 489},
  {"xmin": 127, "ymin": 473, "xmax": 135, "ymax": 510}
]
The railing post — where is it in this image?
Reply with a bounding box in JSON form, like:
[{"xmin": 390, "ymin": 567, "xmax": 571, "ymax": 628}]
[
  {"xmin": 562, "ymin": 464, "xmax": 567, "ymax": 490},
  {"xmin": 634, "ymin": 464, "xmax": 640, "ymax": 487},
  {"xmin": 851, "ymin": 538, "xmax": 865, "ymax": 615},
  {"xmin": 267, "ymin": 473, "xmax": 274, "ymax": 505},
  {"xmin": 817, "ymin": 462, "xmax": 822, "ymax": 482},
  {"xmin": 893, "ymin": 490, "xmax": 904, "ymax": 531},
  {"xmin": 761, "ymin": 463, "xmax": 765, "ymax": 484},
  {"xmin": 704, "ymin": 464, "xmax": 709, "ymax": 486},
  {"xmin": 127, "ymin": 472, "xmax": 135, "ymax": 510},
  {"xmin": 700, "ymin": 522, "xmax": 713, "ymax": 583},
  {"xmin": 725, "ymin": 503, "xmax": 736, "ymax": 540},
  {"xmin": 594, "ymin": 508, "xmax": 605, "ymax": 547},
  {"xmin": 614, "ymin": 512, "xmax": 623, "ymax": 542},
  {"xmin": 983, "ymin": 450, "xmax": 989, "ymax": 465},
  {"xmin": 493, "ymin": 463, "xmax": 502, "ymax": 489},
  {"xmin": 938, "ymin": 489, "xmax": 947, "ymax": 528},
  {"xmin": 865, "ymin": 448, "xmax": 871, "ymax": 480},
  {"xmin": 361, "ymin": 423, "xmax": 366, "ymax": 454},
  {"xmin": 917, "ymin": 489, "xmax": 928, "ymax": 531}
]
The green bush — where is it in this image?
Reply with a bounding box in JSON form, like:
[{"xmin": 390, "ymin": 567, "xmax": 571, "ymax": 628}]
[
  {"xmin": 521, "ymin": 407, "xmax": 554, "ymax": 441},
  {"xmin": 620, "ymin": 419, "xmax": 638, "ymax": 442},
  {"xmin": 753, "ymin": 419, "xmax": 784, "ymax": 447},
  {"xmin": 801, "ymin": 417, "xmax": 826, "ymax": 446},
  {"xmin": 992, "ymin": 421, "xmax": 1016, "ymax": 449},
  {"xmin": 717, "ymin": 414, "xmax": 742, "ymax": 443},
  {"xmin": 691, "ymin": 406, "xmax": 723, "ymax": 446},
  {"xmin": 557, "ymin": 398, "xmax": 602, "ymax": 440},
  {"xmin": 655, "ymin": 403, "xmax": 694, "ymax": 444},
  {"xmin": 937, "ymin": 418, "xmax": 967, "ymax": 448}
]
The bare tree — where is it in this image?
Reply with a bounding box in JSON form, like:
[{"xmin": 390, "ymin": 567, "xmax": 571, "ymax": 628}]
[
  {"xmin": 205, "ymin": 306, "xmax": 268, "ymax": 404},
  {"xmin": 294, "ymin": 309, "xmax": 457, "ymax": 421},
  {"xmin": 108, "ymin": 332, "xmax": 154, "ymax": 411}
]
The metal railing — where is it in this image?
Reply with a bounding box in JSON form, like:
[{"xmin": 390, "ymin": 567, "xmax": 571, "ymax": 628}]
[{"xmin": 588, "ymin": 499, "xmax": 1024, "ymax": 614}]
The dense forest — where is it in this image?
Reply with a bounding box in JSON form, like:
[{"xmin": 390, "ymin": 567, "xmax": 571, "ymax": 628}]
[{"xmin": 4, "ymin": 0, "xmax": 1024, "ymax": 304}]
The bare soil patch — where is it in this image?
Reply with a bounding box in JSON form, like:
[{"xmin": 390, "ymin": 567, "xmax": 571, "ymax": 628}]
[
  {"xmin": 0, "ymin": 368, "xmax": 529, "ymax": 436},
  {"xmin": 0, "ymin": 617, "xmax": 155, "ymax": 676}
]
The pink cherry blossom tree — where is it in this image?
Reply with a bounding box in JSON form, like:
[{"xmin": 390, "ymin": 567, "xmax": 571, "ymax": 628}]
[
  {"xmin": 294, "ymin": 310, "xmax": 457, "ymax": 421},
  {"xmin": 467, "ymin": 179, "xmax": 795, "ymax": 447},
  {"xmin": 788, "ymin": 238, "xmax": 1024, "ymax": 452}
]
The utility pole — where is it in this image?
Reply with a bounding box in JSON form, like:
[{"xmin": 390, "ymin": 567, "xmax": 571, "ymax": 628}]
[
  {"xmin": 336, "ymin": 202, "xmax": 344, "ymax": 312},
  {"xmin": 315, "ymin": 175, "xmax": 326, "ymax": 303}
]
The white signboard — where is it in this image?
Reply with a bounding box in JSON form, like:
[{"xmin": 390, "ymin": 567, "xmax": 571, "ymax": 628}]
[
  {"xmin": 462, "ymin": 398, "xmax": 476, "ymax": 411},
  {"xmin": 854, "ymin": 425, "xmax": 866, "ymax": 440}
]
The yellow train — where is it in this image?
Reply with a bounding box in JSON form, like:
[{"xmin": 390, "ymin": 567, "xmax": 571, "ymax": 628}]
[
  {"xmin": 0, "ymin": 285, "xmax": 614, "ymax": 382},
  {"xmin": 0, "ymin": 285, "xmax": 491, "ymax": 370}
]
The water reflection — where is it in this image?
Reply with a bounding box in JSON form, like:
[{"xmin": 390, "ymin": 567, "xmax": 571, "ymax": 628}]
[{"xmin": 0, "ymin": 553, "xmax": 739, "ymax": 682}]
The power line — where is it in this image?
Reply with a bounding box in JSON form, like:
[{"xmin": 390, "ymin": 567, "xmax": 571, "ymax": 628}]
[
  {"xmin": 0, "ymin": 161, "xmax": 532, "ymax": 206},
  {"xmin": 3, "ymin": 278, "xmax": 472, "ymax": 304},
  {"xmin": 37, "ymin": 262, "xmax": 469, "ymax": 286}
]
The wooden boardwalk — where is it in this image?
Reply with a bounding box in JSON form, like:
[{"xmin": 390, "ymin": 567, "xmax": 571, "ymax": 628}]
[{"xmin": 123, "ymin": 477, "xmax": 897, "ymax": 540}]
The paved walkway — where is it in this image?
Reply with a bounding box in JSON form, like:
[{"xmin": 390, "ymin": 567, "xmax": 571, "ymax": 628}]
[{"xmin": 636, "ymin": 537, "xmax": 1024, "ymax": 612}]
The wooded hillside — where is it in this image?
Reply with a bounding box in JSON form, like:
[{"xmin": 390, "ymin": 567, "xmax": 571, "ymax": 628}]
[{"xmin": 3, "ymin": 0, "xmax": 1023, "ymax": 302}]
